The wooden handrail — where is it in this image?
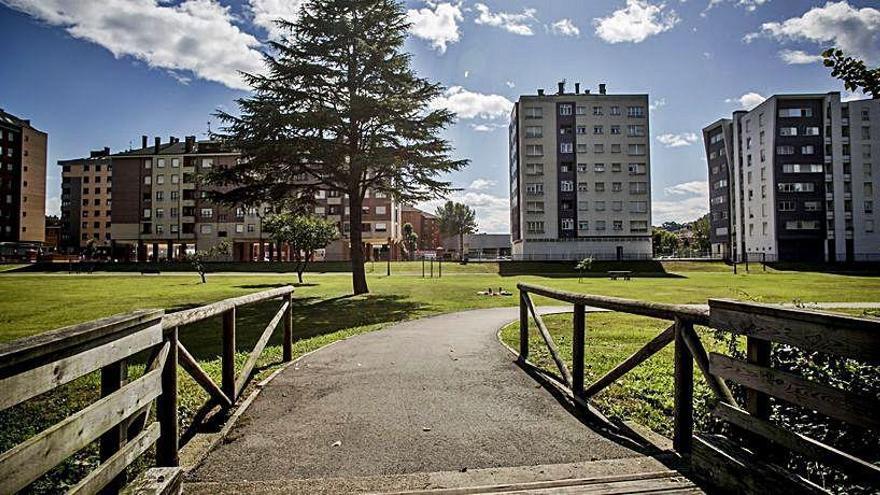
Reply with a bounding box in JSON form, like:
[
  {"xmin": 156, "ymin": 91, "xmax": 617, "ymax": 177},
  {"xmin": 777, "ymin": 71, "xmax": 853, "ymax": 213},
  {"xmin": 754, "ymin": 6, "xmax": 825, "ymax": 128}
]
[
  {"xmin": 162, "ymin": 286, "xmax": 294, "ymax": 329},
  {"xmin": 517, "ymin": 283, "xmax": 709, "ymax": 325}
]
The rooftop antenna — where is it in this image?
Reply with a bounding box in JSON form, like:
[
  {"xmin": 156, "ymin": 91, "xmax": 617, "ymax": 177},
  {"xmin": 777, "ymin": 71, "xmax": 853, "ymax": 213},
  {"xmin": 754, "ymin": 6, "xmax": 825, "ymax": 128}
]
[{"xmin": 206, "ymin": 120, "xmax": 212, "ymax": 138}]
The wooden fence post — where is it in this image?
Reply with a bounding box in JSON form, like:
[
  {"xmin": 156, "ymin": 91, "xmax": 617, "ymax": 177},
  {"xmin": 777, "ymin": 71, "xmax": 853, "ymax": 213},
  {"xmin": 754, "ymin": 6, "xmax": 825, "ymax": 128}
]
[
  {"xmin": 673, "ymin": 317, "xmax": 694, "ymax": 456},
  {"xmin": 283, "ymin": 293, "xmax": 293, "ymax": 362},
  {"xmin": 745, "ymin": 336, "xmax": 771, "ymax": 449},
  {"xmin": 222, "ymin": 308, "xmax": 237, "ymax": 402},
  {"xmin": 156, "ymin": 327, "xmax": 179, "ymax": 467},
  {"xmin": 519, "ymin": 291, "xmax": 529, "ymax": 361},
  {"xmin": 100, "ymin": 359, "xmax": 128, "ymax": 493},
  {"xmin": 572, "ymin": 303, "xmax": 585, "ymax": 399}
]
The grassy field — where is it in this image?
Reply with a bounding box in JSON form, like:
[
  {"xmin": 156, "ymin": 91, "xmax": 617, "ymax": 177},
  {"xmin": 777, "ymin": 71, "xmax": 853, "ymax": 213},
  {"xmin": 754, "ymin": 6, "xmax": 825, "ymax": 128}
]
[{"xmin": 2, "ymin": 261, "xmax": 879, "ymax": 492}]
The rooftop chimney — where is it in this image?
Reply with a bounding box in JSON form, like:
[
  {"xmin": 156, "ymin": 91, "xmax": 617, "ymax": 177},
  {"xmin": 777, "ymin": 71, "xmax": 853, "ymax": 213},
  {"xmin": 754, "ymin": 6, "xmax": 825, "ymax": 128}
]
[
  {"xmin": 185, "ymin": 135, "xmax": 196, "ymax": 154},
  {"xmin": 104, "ymin": 146, "xmax": 110, "ymax": 156},
  {"xmin": 585, "ymin": 89, "xmax": 591, "ymax": 94},
  {"xmin": 169, "ymin": 136, "xmax": 178, "ymax": 144},
  {"xmin": 557, "ymin": 80, "xmax": 566, "ymax": 95},
  {"xmin": 599, "ymin": 83, "xmax": 607, "ymax": 95},
  {"xmin": 141, "ymin": 135, "xmax": 148, "ymax": 149},
  {"xmin": 537, "ymin": 88, "xmax": 545, "ymax": 96},
  {"xmin": 154, "ymin": 137, "xmax": 161, "ymax": 154},
  {"xmin": 574, "ymin": 82, "xmax": 580, "ymax": 94},
  {"xmin": 89, "ymin": 147, "xmax": 110, "ymax": 158}
]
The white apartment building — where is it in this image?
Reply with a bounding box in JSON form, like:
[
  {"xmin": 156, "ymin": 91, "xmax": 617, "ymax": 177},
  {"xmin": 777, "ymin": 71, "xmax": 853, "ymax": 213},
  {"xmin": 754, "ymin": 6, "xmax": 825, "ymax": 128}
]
[
  {"xmin": 707, "ymin": 92, "xmax": 880, "ymax": 262},
  {"xmin": 509, "ymin": 82, "xmax": 652, "ymax": 260}
]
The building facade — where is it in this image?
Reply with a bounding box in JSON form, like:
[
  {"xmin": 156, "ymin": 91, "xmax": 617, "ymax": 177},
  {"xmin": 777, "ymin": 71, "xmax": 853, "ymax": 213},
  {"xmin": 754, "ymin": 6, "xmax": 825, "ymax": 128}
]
[
  {"xmin": 400, "ymin": 205, "xmax": 441, "ymax": 251},
  {"xmin": 509, "ymin": 82, "xmax": 652, "ymax": 260},
  {"xmin": 704, "ymin": 92, "xmax": 880, "ymax": 262},
  {"xmin": 59, "ymin": 148, "xmax": 113, "ymax": 251},
  {"xmin": 0, "ymin": 109, "xmax": 46, "ymax": 243},
  {"xmin": 59, "ymin": 136, "xmax": 403, "ymax": 261},
  {"xmin": 702, "ymin": 119, "xmax": 735, "ymax": 259}
]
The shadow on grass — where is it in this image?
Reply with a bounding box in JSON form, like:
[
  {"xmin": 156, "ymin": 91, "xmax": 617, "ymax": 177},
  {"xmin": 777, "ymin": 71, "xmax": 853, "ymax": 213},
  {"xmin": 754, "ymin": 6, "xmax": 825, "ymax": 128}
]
[
  {"xmin": 766, "ymin": 262, "xmax": 880, "ymax": 277},
  {"xmin": 497, "ymin": 261, "xmax": 685, "ymax": 279},
  {"xmin": 177, "ymin": 293, "xmax": 431, "ymax": 361},
  {"xmin": 233, "ymin": 283, "xmax": 319, "ymax": 289}
]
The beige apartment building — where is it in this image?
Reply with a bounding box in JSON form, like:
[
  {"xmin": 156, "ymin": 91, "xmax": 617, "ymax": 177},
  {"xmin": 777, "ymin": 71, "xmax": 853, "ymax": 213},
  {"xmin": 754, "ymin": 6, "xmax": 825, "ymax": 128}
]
[
  {"xmin": 0, "ymin": 109, "xmax": 46, "ymax": 243},
  {"xmin": 509, "ymin": 82, "xmax": 652, "ymax": 260},
  {"xmin": 58, "ymin": 136, "xmax": 403, "ymax": 261}
]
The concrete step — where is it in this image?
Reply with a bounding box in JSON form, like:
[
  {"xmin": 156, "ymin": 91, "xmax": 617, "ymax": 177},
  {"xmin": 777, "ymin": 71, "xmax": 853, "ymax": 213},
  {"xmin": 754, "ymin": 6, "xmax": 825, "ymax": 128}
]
[{"xmin": 183, "ymin": 456, "xmax": 703, "ymax": 495}]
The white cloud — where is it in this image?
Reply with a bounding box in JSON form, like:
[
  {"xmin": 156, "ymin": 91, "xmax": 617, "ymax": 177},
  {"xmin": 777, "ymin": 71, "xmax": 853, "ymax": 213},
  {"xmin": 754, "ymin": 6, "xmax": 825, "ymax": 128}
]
[
  {"xmin": 664, "ymin": 181, "xmax": 709, "ymax": 196},
  {"xmin": 505, "ymin": 81, "xmax": 516, "ymax": 88},
  {"xmin": 470, "ymin": 123, "xmax": 505, "ymax": 132},
  {"xmin": 407, "ymin": 2, "xmax": 463, "ymax": 54},
  {"xmin": 2, "ymin": 0, "xmax": 265, "ymax": 90},
  {"xmin": 654, "ymin": 181, "xmax": 709, "ymax": 224},
  {"xmin": 430, "ymin": 86, "xmax": 514, "ymax": 120},
  {"xmin": 657, "ymin": 132, "xmax": 699, "ymax": 148},
  {"xmin": 46, "ymin": 195, "xmax": 61, "ymax": 216},
  {"xmin": 418, "ymin": 191, "xmax": 510, "ymax": 233},
  {"xmin": 842, "ymin": 90, "xmax": 869, "ymax": 102},
  {"xmin": 649, "ymin": 97, "xmax": 667, "ymax": 110},
  {"xmin": 747, "ymin": 2, "xmax": 880, "ymax": 64},
  {"xmin": 726, "ymin": 92, "xmax": 766, "ymax": 110},
  {"xmin": 703, "ymin": 0, "xmax": 769, "ymax": 16},
  {"xmin": 779, "ymin": 49, "xmax": 822, "ymax": 64},
  {"xmin": 464, "ymin": 70, "xmax": 470, "ymax": 78},
  {"xmin": 550, "ymin": 18, "xmax": 580, "ymax": 37},
  {"xmin": 248, "ymin": 0, "xmax": 305, "ymax": 40},
  {"xmin": 594, "ymin": 0, "xmax": 679, "ymax": 44},
  {"xmin": 474, "ymin": 3, "xmax": 537, "ymax": 36},
  {"xmin": 469, "ymin": 178, "xmax": 497, "ymax": 190}
]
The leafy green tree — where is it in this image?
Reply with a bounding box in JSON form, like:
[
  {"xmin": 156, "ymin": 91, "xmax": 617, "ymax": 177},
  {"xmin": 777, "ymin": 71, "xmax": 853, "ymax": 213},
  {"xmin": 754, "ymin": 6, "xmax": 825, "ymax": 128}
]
[
  {"xmin": 822, "ymin": 49, "xmax": 880, "ymax": 99},
  {"xmin": 187, "ymin": 241, "xmax": 230, "ymax": 284},
  {"xmin": 652, "ymin": 227, "xmax": 680, "ymax": 256},
  {"xmin": 402, "ymin": 222, "xmax": 419, "ymax": 260},
  {"xmin": 436, "ymin": 201, "xmax": 477, "ymax": 262},
  {"xmin": 264, "ymin": 213, "xmax": 339, "ymax": 283},
  {"xmin": 575, "ymin": 256, "xmax": 593, "ymax": 283},
  {"xmin": 209, "ymin": 0, "xmax": 467, "ymax": 295},
  {"xmin": 692, "ymin": 214, "xmax": 711, "ymax": 254}
]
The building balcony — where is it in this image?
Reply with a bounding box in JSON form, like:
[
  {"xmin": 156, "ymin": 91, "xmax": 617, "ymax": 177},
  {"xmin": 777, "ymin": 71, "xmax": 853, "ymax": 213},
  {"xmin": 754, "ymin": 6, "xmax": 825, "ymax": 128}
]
[
  {"xmin": 826, "ymin": 193, "xmax": 834, "ymax": 200},
  {"xmin": 825, "ymin": 155, "xmax": 832, "ymax": 164},
  {"xmin": 842, "ymin": 117, "xmax": 849, "ymax": 126},
  {"xmin": 842, "ymin": 137, "xmax": 850, "ymax": 145},
  {"xmin": 825, "ymin": 174, "xmax": 833, "ymax": 182},
  {"xmin": 844, "ymin": 193, "xmax": 852, "ymax": 200},
  {"xmin": 843, "ymin": 173, "xmax": 851, "ymax": 181},
  {"xmin": 826, "ymin": 211, "xmax": 834, "ymax": 219},
  {"xmin": 825, "ymin": 137, "xmax": 832, "ymax": 145},
  {"xmin": 843, "ymin": 155, "xmax": 851, "ymax": 163},
  {"xmin": 827, "ymin": 232, "xmax": 835, "ymax": 239},
  {"xmin": 845, "ymin": 211, "xmax": 853, "ymax": 220}
]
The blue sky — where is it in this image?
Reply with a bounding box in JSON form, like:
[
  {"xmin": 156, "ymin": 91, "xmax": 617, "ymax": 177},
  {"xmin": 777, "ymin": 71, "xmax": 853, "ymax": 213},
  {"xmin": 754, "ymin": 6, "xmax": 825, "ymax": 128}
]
[{"xmin": 1, "ymin": 0, "xmax": 878, "ymax": 233}]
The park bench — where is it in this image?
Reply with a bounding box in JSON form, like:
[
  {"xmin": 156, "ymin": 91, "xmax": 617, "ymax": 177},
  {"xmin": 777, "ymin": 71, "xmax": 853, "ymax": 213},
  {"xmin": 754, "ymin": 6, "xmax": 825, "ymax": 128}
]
[{"xmin": 608, "ymin": 270, "xmax": 632, "ymax": 280}]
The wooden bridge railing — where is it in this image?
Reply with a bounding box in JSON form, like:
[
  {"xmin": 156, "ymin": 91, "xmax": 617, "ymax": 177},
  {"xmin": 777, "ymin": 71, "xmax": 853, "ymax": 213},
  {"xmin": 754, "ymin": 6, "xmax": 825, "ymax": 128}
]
[
  {"xmin": 0, "ymin": 285, "xmax": 294, "ymax": 494},
  {"xmin": 516, "ymin": 282, "xmax": 880, "ymax": 494}
]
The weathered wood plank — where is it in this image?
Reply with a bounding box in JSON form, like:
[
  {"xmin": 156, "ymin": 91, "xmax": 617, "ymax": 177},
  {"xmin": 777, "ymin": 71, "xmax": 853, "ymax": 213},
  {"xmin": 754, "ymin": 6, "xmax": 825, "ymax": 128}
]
[
  {"xmin": 221, "ymin": 309, "xmax": 236, "ymax": 402},
  {"xmin": 519, "ymin": 291, "xmax": 529, "ymax": 360},
  {"xmin": 162, "ymin": 286, "xmax": 293, "ymax": 330},
  {"xmin": 99, "ymin": 359, "xmax": 129, "ymax": 494},
  {"xmin": 177, "ymin": 342, "xmax": 232, "ymax": 408},
  {"xmin": 692, "ymin": 435, "xmax": 828, "ymax": 494},
  {"xmin": 709, "ymin": 353, "xmax": 880, "ymax": 430},
  {"xmin": 0, "ymin": 343, "xmax": 168, "ymax": 494},
  {"xmin": 156, "ymin": 329, "xmax": 178, "ymax": 468},
  {"xmin": 678, "ymin": 323, "xmax": 736, "ymax": 406},
  {"xmin": 0, "ymin": 324, "xmax": 161, "ymax": 411},
  {"xmin": 673, "ymin": 318, "xmax": 693, "ymax": 455},
  {"xmin": 282, "ymin": 292, "xmax": 293, "ymax": 362},
  {"xmin": 709, "ymin": 299, "xmax": 880, "ymax": 361},
  {"xmin": 0, "ymin": 310, "xmax": 164, "ymax": 376},
  {"xmin": 518, "ymin": 283, "xmax": 709, "ymax": 325},
  {"xmin": 120, "ymin": 467, "xmax": 183, "ymax": 495},
  {"xmin": 712, "ymin": 402, "xmax": 880, "ymax": 484},
  {"xmin": 583, "ymin": 325, "xmax": 674, "ymax": 398},
  {"xmin": 67, "ymin": 422, "xmax": 161, "ymax": 495},
  {"xmin": 571, "ymin": 303, "xmax": 585, "ymax": 399},
  {"xmin": 234, "ymin": 300, "xmax": 289, "ymax": 398},
  {"xmin": 523, "ymin": 292, "xmax": 574, "ymax": 388}
]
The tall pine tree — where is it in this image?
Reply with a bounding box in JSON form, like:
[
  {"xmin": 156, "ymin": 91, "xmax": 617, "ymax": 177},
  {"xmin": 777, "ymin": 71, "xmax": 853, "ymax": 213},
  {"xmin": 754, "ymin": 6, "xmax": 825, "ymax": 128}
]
[{"xmin": 210, "ymin": 0, "xmax": 467, "ymax": 294}]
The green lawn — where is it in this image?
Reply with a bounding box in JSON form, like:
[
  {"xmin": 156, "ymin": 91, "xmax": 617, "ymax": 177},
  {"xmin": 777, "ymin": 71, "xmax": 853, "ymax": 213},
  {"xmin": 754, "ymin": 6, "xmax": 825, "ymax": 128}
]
[{"xmin": 2, "ymin": 262, "xmax": 879, "ymax": 492}]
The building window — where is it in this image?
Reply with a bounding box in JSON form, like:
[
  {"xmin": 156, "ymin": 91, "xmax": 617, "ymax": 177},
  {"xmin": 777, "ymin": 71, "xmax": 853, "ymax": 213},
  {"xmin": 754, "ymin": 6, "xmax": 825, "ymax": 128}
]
[
  {"xmin": 576, "ymin": 106, "xmax": 586, "ymax": 116},
  {"xmin": 526, "ymin": 145, "xmax": 543, "ymax": 156},
  {"xmin": 144, "ymin": 176, "xmax": 152, "ymax": 185},
  {"xmin": 200, "ymin": 208, "xmax": 213, "ymax": 218},
  {"xmin": 596, "ymin": 220, "xmax": 606, "ymax": 231},
  {"xmin": 200, "ymin": 224, "xmax": 213, "ymax": 234},
  {"xmin": 144, "ymin": 159, "xmax": 152, "ymax": 169},
  {"xmin": 627, "ymin": 144, "xmax": 646, "ymax": 156},
  {"xmin": 157, "ymin": 159, "xmax": 166, "ymax": 168},
  {"xmin": 375, "ymin": 223, "xmax": 388, "ymax": 232},
  {"xmin": 561, "ymin": 218, "xmax": 574, "ymax": 230},
  {"xmin": 612, "ymin": 182, "xmax": 622, "ymax": 192},
  {"xmin": 559, "ymin": 104, "xmax": 573, "ymax": 116},
  {"xmin": 630, "ymin": 201, "xmax": 648, "ymax": 213},
  {"xmin": 576, "ymin": 143, "xmax": 588, "ymax": 153},
  {"xmin": 376, "ymin": 205, "xmax": 387, "ymax": 215},
  {"xmin": 627, "ymin": 106, "xmax": 645, "ymax": 118},
  {"xmin": 171, "ymin": 175, "xmax": 179, "ymax": 184},
  {"xmin": 156, "ymin": 175, "xmax": 165, "ymax": 185},
  {"xmin": 630, "ymin": 182, "xmax": 648, "ymax": 194},
  {"xmin": 804, "ymin": 201, "xmax": 821, "ymax": 212},
  {"xmin": 778, "ymin": 108, "xmax": 812, "ymax": 118},
  {"xmin": 526, "ymin": 183, "xmax": 544, "ymax": 195},
  {"xmin": 594, "ymin": 182, "xmax": 605, "ymax": 192},
  {"xmin": 630, "ymin": 221, "xmax": 648, "ymax": 233},
  {"xmin": 143, "ymin": 208, "xmax": 151, "ymax": 219},
  {"xmin": 560, "ymin": 180, "xmax": 574, "ymax": 192},
  {"xmin": 627, "ymin": 125, "xmax": 646, "ymax": 137},
  {"xmin": 560, "ymin": 143, "xmax": 573, "ymax": 153},
  {"xmin": 778, "ymin": 201, "xmax": 796, "ymax": 211},
  {"xmin": 578, "ymin": 221, "xmax": 589, "ymax": 230},
  {"xmin": 526, "ymin": 221, "xmax": 544, "ymax": 233},
  {"xmin": 786, "ymin": 220, "xmax": 820, "ymax": 230},
  {"xmin": 595, "ymin": 201, "xmax": 606, "ymax": 211},
  {"xmin": 777, "ymin": 145, "xmax": 795, "ymax": 155},
  {"xmin": 801, "ymin": 145, "xmax": 815, "ymax": 155},
  {"xmin": 202, "ymin": 158, "xmax": 213, "ymax": 168},
  {"xmin": 526, "ymin": 201, "xmax": 545, "ymax": 213},
  {"xmin": 526, "ymin": 163, "xmax": 544, "ymax": 175},
  {"xmin": 777, "ymin": 182, "xmax": 816, "ymax": 193},
  {"xmin": 779, "ymin": 127, "xmax": 798, "ymax": 137},
  {"xmin": 577, "ymin": 182, "xmax": 588, "ymax": 192},
  {"xmin": 525, "ymin": 107, "xmax": 543, "ymax": 119},
  {"xmin": 525, "ymin": 126, "xmax": 543, "ymax": 138},
  {"xmin": 594, "ymin": 144, "xmax": 605, "ymax": 153},
  {"xmin": 593, "ymin": 125, "xmax": 604, "ymax": 135},
  {"xmin": 172, "ymin": 158, "xmax": 180, "ymax": 168}
]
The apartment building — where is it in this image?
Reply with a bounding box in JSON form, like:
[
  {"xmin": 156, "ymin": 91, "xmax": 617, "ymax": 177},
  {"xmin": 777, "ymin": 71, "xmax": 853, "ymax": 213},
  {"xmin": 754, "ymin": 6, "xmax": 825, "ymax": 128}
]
[
  {"xmin": 704, "ymin": 92, "xmax": 880, "ymax": 262},
  {"xmin": 0, "ymin": 109, "xmax": 46, "ymax": 243},
  {"xmin": 58, "ymin": 148, "xmax": 113, "ymax": 251},
  {"xmin": 702, "ymin": 119, "xmax": 735, "ymax": 258},
  {"xmin": 509, "ymin": 82, "xmax": 652, "ymax": 260},
  {"xmin": 400, "ymin": 205, "xmax": 441, "ymax": 251},
  {"xmin": 59, "ymin": 135, "xmax": 403, "ymax": 261}
]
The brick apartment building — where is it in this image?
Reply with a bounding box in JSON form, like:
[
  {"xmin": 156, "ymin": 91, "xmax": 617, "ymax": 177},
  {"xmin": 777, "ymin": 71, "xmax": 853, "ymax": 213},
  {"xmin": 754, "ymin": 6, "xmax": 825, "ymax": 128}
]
[
  {"xmin": 0, "ymin": 109, "xmax": 46, "ymax": 243},
  {"xmin": 400, "ymin": 205, "xmax": 441, "ymax": 251},
  {"xmin": 59, "ymin": 136, "xmax": 403, "ymax": 261}
]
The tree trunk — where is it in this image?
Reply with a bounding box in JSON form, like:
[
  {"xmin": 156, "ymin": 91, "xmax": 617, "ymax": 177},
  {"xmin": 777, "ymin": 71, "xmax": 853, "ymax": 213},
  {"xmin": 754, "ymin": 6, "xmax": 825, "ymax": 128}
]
[
  {"xmin": 298, "ymin": 251, "xmax": 312, "ymax": 284},
  {"xmin": 458, "ymin": 232, "xmax": 464, "ymax": 262},
  {"xmin": 348, "ymin": 193, "xmax": 369, "ymax": 295}
]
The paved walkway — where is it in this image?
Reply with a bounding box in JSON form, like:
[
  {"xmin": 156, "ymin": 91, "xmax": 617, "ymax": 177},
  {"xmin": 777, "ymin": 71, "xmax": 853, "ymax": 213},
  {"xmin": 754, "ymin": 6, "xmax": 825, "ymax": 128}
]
[{"xmin": 186, "ymin": 306, "xmax": 674, "ymax": 493}]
